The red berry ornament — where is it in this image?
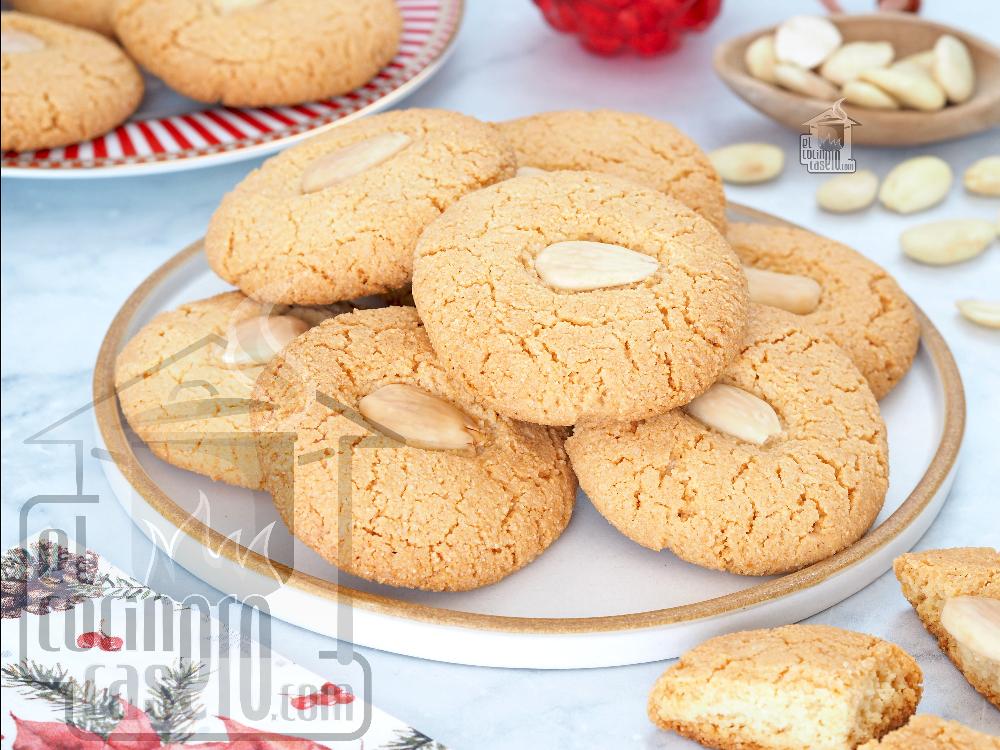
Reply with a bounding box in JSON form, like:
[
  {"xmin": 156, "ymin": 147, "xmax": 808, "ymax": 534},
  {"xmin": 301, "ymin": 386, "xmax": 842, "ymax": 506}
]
[
  {"xmin": 534, "ymin": 0, "xmax": 722, "ymax": 56},
  {"xmin": 76, "ymin": 632, "xmax": 98, "ymax": 649},
  {"xmin": 290, "ymin": 694, "xmax": 314, "ymax": 711},
  {"xmin": 99, "ymin": 634, "xmax": 124, "ymax": 652}
]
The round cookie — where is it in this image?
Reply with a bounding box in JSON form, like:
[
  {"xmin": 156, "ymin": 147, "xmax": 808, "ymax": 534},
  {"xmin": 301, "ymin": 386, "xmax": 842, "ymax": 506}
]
[
  {"xmin": 1, "ymin": 12, "xmax": 143, "ymax": 152},
  {"xmin": 250, "ymin": 306, "xmax": 577, "ymax": 592},
  {"xmin": 728, "ymin": 222, "xmax": 919, "ymax": 399},
  {"xmin": 566, "ymin": 305, "xmax": 888, "ymax": 576},
  {"xmin": 10, "ymin": 0, "xmax": 116, "ymax": 36},
  {"xmin": 112, "ymin": 0, "xmax": 401, "ymax": 107},
  {"xmin": 498, "ymin": 110, "xmax": 727, "ymax": 232},
  {"xmin": 411, "ymin": 170, "xmax": 750, "ymax": 426},
  {"xmin": 114, "ymin": 291, "xmax": 393, "ymax": 488},
  {"xmin": 206, "ymin": 109, "xmax": 516, "ymax": 305}
]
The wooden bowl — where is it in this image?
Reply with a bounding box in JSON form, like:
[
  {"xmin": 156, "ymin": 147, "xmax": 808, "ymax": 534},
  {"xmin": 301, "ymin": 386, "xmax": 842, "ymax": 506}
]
[{"xmin": 714, "ymin": 13, "xmax": 1000, "ymax": 146}]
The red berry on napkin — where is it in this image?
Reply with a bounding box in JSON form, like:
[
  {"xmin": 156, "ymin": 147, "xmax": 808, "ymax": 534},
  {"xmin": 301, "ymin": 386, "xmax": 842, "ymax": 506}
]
[
  {"xmin": 76, "ymin": 631, "xmax": 98, "ymax": 649},
  {"xmin": 291, "ymin": 694, "xmax": 315, "ymax": 710},
  {"xmin": 99, "ymin": 633, "xmax": 124, "ymax": 651}
]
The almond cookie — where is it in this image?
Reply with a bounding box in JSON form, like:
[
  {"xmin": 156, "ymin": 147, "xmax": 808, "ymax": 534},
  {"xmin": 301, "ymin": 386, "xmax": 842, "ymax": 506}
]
[
  {"xmin": 206, "ymin": 109, "xmax": 516, "ymax": 305},
  {"xmin": 412, "ymin": 170, "xmax": 749, "ymax": 426},
  {"xmin": 9, "ymin": 0, "xmax": 116, "ymax": 36},
  {"xmin": 728, "ymin": 222, "xmax": 920, "ymax": 399},
  {"xmin": 112, "ymin": 0, "xmax": 400, "ymax": 107},
  {"xmin": 1, "ymin": 12, "xmax": 143, "ymax": 152},
  {"xmin": 567, "ymin": 305, "xmax": 888, "ymax": 575},
  {"xmin": 250, "ymin": 306, "xmax": 577, "ymax": 592},
  {"xmin": 894, "ymin": 547, "xmax": 1000, "ymax": 709},
  {"xmin": 648, "ymin": 624, "xmax": 922, "ymax": 750},
  {"xmin": 114, "ymin": 290, "xmax": 404, "ymax": 488},
  {"xmin": 498, "ymin": 110, "xmax": 727, "ymax": 232},
  {"xmin": 858, "ymin": 715, "xmax": 1000, "ymax": 749}
]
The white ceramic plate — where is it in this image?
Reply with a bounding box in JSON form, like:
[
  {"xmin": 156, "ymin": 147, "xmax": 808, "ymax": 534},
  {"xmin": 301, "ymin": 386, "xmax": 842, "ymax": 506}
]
[
  {"xmin": 2, "ymin": 0, "xmax": 463, "ymax": 178},
  {"xmin": 93, "ymin": 205, "xmax": 965, "ymax": 669}
]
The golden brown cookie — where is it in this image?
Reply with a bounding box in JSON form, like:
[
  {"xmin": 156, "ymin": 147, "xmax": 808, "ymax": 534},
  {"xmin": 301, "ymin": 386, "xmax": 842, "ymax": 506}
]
[
  {"xmin": 9, "ymin": 0, "xmax": 116, "ymax": 36},
  {"xmin": 114, "ymin": 291, "xmax": 392, "ymax": 488},
  {"xmin": 857, "ymin": 715, "xmax": 1000, "ymax": 749},
  {"xmin": 250, "ymin": 306, "xmax": 577, "ymax": 592},
  {"xmin": 894, "ymin": 548, "xmax": 1000, "ymax": 709},
  {"xmin": 567, "ymin": 305, "xmax": 888, "ymax": 576},
  {"xmin": 412, "ymin": 170, "xmax": 749, "ymax": 426},
  {"xmin": 498, "ymin": 110, "xmax": 727, "ymax": 232},
  {"xmin": 1, "ymin": 12, "xmax": 143, "ymax": 152},
  {"xmin": 206, "ymin": 109, "xmax": 516, "ymax": 305},
  {"xmin": 727, "ymin": 222, "xmax": 920, "ymax": 399},
  {"xmin": 648, "ymin": 624, "xmax": 922, "ymax": 750},
  {"xmin": 112, "ymin": 0, "xmax": 400, "ymax": 107}
]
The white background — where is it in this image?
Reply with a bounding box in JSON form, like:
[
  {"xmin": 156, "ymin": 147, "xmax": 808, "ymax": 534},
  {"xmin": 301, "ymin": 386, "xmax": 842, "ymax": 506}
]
[{"xmin": 2, "ymin": 0, "xmax": 999, "ymax": 747}]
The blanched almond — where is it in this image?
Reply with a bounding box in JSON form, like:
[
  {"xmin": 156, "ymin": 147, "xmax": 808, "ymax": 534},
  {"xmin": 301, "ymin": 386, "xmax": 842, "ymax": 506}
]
[
  {"xmin": 901, "ymin": 219, "xmax": 995, "ymax": 265},
  {"xmin": 1, "ymin": 29, "xmax": 45, "ymax": 53},
  {"xmin": 841, "ymin": 80, "xmax": 899, "ymax": 110},
  {"xmin": 220, "ymin": 315, "xmax": 309, "ymax": 365},
  {"xmin": 816, "ymin": 169, "xmax": 879, "ymax": 213},
  {"xmin": 358, "ymin": 384, "xmax": 478, "ymax": 451},
  {"xmin": 963, "ymin": 156, "xmax": 1000, "ymax": 197},
  {"xmin": 744, "ymin": 266, "xmax": 821, "ymax": 314},
  {"xmin": 301, "ymin": 132, "xmax": 411, "ymax": 193},
  {"xmin": 819, "ymin": 41, "xmax": 894, "ymax": 86},
  {"xmin": 861, "ymin": 67, "xmax": 946, "ymax": 111},
  {"xmin": 940, "ymin": 596, "xmax": 1000, "ymax": 662},
  {"xmin": 956, "ymin": 300, "xmax": 1000, "ymax": 329},
  {"xmin": 745, "ymin": 35, "xmax": 778, "ymax": 83},
  {"xmin": 774, "ymin": 15, "xmax": 842, "ymax": 69},
  {"xmin": 879, "ymin": 156, "xmax": 952, "ymax": 214},
  {"xmin": 933, "ymin": 34, "xmax": 975, "ymax": 104},
  {"xmin": 773, "ymin": 63, "xmax": 840, "ymax": 100},
  {"xmin": 684, "ymin": 384, "xmax": 782, "ymax": 445},
  {"xmin": 897, "ymin": 50, "xmax": 935, "ymax": 73},
  {"xmin": 709, "ymin": 143, "xmax": 784, "ymax": 185},
  {"xmin": 535, "ymin": 240, "xmax": 658, "ymax": 292}
]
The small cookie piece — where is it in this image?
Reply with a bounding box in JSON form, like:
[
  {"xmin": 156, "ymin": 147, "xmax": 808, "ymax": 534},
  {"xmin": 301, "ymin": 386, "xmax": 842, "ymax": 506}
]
[
  {"xmin": 894, "ymin": 548, "xmax": 1000, "ymax": 708},
  {"xmin": 498, "ymin": 110, "xmax": 727, "ymax": 232},
  {"xmin": 112, "ymin": 0, "xmax": 400, "ymax": 107},
  {"xmin": 857, "ymin": 715, "xmax": 1000, "ymax": 749},
  {"xmin": 412, "ymin": 170, "xmax": 749, "ymax": 426},
  {"xmin": 1, "ymin": 12, "xmax": 143, "ymax": 152},
  {"xmin": 114, "ymin": 291, "xmax": 383, "ymax": 488},
  {"xmin": 728, "ymin": 222, "xmax": 919, "ymax": 399},
  {"xmin": 567, "ymin": 305, "xmax": 888, "ymax": 575},
  {"xmin": 9, "ymin": 0, "xmax": 116, "ymax": 36},
  {"xmin": 250, "ymin": 307, "xmax": 576, "ymax": 591},
  {"xmin": 648, "ymin": 624, "xmax": 922, "ymax": 750},
  {"xmin": 206, "ymin": 109, "xmax": 516, "ymax": 305}
]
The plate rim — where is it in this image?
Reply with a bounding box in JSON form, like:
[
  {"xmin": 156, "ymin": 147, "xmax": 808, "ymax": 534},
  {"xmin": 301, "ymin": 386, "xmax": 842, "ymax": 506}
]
[
  {"xmin": 1, "ymin": 0, "xmax": 465, "ymax": 179},
  {"xmin": 92, "ymin": 203, "xmax": 966, "ymax": 635}
]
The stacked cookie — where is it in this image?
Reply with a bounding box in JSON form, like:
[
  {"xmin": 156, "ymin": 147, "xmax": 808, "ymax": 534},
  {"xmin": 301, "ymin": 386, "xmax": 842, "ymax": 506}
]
[
  {"xmin": 1, "ymin": 0, "xmax": 401, "ymax": 151},
  {"xmin": 115, "ymin": 107, "xmax": 921, "ymax": 592}
]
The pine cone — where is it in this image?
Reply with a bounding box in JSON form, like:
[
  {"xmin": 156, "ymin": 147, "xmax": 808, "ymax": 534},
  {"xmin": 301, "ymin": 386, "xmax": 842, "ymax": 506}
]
[{"xmin": 1, "ymin": 541, "xmax": 101, "ymax": 618}]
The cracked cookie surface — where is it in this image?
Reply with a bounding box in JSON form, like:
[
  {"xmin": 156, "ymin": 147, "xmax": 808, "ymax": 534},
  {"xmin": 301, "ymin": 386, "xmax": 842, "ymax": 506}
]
[
  {"xmin": 728, "ymin": 222, "xmax": 919, "ymax": 399},
  {"xmin": 250, "ymin": 306, "xmax": 577, "ymax": 592},
  {"xmin": 893, "ymin": 547, "xmax": 1000, "ymax": 709},
  {"xmin": 1, "ymin": 12, "xmax": 143, "ymax": 151},
  {"xmin": 10, "ymin": 0, "xmax": 115, "ymax": 36},
  {"xmin": 498, "ymin": 110, "xmax": 727, "ymax": 232},
  {"xmin": 567, "ymin": 305, "xmax": 888, "ymax": 575},
  {"xmin": 206, "ymin": 109, "xmax": 516, "ymax": 305},
  {"xmin": 857, "ymin": 715, "xmax": 1000, "ymax": 749},
  {"xmin": 114, "ymin": 290, "xmax": 387, "ymax": 488},
  {"xmin": 648, "ymin": 624, "xmax": 922, "ymax": 750},
  {"xmin": 112, "ymin": 0, "xmax": 400, "ymax": 107},
  {"xmin": 412, "ymin": 170, "xmax": 749, "ymax": 426}
]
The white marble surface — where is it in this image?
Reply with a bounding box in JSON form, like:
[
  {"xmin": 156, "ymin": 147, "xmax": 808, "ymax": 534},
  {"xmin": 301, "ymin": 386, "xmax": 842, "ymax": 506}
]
[{"xmin": 2, "ymin": 0, "xmax": 999, "ymax": 747}]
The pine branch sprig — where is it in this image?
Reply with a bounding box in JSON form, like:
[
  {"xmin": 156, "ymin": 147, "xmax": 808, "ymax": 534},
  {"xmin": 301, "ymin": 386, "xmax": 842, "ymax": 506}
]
[
  {"xmin": 383, "ymin": 727, "xmax": 448, "ymax": 750},
  {"xmin": 71, "ymin": 573, "xmax": 168, "ymax": 603},
  {"xmin": 1, "ymin": 659, "xmax": 123, "ymax": 737},
  {"xmin": 143, "ymin": 659, "xmax": 206, "ymax": 744}
]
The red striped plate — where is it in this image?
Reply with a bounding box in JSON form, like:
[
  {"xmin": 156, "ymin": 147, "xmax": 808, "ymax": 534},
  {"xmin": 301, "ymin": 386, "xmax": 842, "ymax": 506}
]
[{"xmin": 2, "ymin": 0, "xmax": 463, "ymax": 178}]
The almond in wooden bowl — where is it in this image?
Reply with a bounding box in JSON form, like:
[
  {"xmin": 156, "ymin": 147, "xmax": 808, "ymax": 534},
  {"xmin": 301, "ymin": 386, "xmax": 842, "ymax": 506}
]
[{"xmin": 714, "ymin": 13, "xmax": 1000, "ymax": 146}]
